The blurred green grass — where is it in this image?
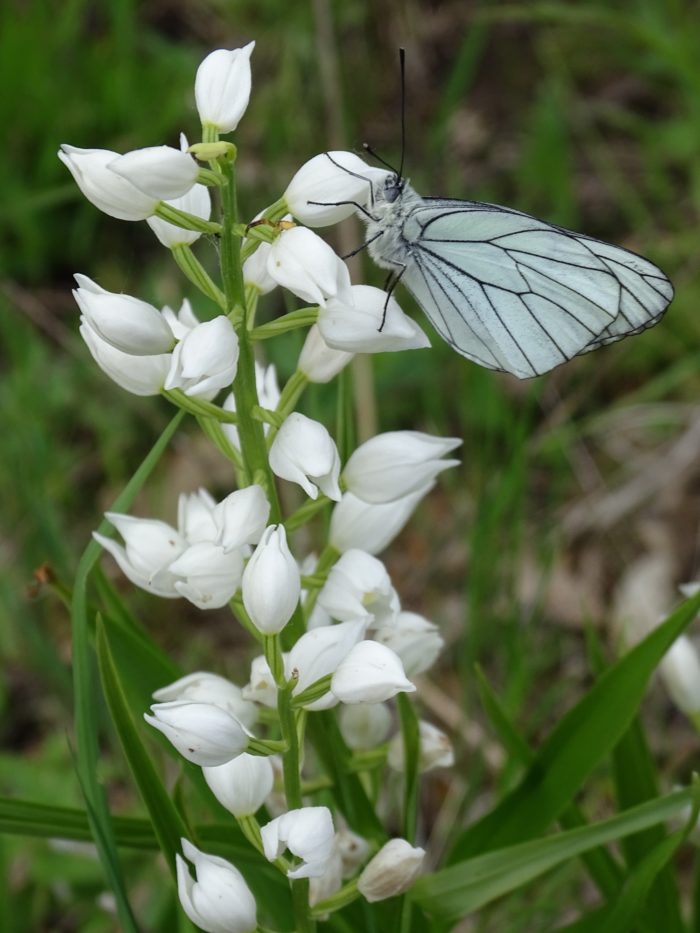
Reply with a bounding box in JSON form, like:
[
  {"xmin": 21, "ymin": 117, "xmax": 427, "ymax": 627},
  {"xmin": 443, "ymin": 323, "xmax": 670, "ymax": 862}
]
[{"xmin": 1, "ymin": 0, "xmax": 699, "ymax": 927}]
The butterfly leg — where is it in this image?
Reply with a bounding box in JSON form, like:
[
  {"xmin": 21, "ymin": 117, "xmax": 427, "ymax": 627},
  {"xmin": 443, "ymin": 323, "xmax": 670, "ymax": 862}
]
[
  {"xmin": 305, "ymin": 199, "xmax": 378, "ymax": 222},
  {"xmin": 323, "ymin": 152, "xmax": 376, "ymax": 209},
  {"xmin": 380, "ymin": 262, "xmax": 407, "ymax": 331},
  {"xmin": 341, "ymin": 231, "xmax": 383, "ymax": 260}
]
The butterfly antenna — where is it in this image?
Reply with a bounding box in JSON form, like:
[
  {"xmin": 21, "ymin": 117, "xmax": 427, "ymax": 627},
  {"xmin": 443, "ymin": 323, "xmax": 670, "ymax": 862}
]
[
  {"xmin": 362, "ymin": 142, "xmax": 398, "ymax": 174},
  {"xmin": 398, "ymin": 47, "xmax": 406, "ymax": 180}
]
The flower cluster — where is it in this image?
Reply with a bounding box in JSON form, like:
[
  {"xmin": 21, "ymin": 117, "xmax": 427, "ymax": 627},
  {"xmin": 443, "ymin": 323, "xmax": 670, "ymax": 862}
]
[{"xmin": 63, "ymin": 41, "xmax": 458, "ymax": 932}]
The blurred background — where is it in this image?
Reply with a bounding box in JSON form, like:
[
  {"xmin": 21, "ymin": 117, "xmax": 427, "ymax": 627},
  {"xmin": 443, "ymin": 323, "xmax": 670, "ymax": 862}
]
[{"xmin": 1, "ymin": 0, "xmax": 699, "ymax": 928}]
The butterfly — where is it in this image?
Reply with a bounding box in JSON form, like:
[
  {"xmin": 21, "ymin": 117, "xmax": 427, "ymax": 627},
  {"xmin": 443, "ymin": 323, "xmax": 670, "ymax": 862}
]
[{"xmin": 360, "ymin": 172, "xmax": 674, "ymax": 379}]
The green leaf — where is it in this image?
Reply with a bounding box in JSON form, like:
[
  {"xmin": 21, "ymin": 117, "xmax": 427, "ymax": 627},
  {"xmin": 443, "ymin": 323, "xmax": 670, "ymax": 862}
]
[
  {"xmin": 449, "ymin": 592, "xmax": 700, "ymax": 862},
  {"xmin": 96, "ymin": 616, "xmax": 190, "ymax": 880},
  {"xmin": 410, "ymin": 787, "xmax": 692, "ymax": 923},
  {"xmin": 70, "ymin": 409, "xmax": 185, "ymax": 931}
]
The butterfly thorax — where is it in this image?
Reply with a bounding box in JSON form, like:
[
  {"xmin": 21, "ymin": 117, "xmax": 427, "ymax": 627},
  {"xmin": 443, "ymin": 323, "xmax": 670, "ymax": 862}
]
[{"xmin": 363, "ymin": 175, "xmax": 424, "ymax": 270}]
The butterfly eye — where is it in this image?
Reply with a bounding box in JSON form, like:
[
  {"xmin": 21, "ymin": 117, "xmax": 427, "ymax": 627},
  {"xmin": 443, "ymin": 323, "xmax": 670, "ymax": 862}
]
[{"xmin": 383, "ymin": 175, "xmax": 403, "ymax": 203}]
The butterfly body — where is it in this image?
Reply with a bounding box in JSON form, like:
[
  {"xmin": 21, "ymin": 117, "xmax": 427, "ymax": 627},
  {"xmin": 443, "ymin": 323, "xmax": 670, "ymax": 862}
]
[{"xmin": 362, "ymin": 174, "xmax": 674, "ymax": 378}]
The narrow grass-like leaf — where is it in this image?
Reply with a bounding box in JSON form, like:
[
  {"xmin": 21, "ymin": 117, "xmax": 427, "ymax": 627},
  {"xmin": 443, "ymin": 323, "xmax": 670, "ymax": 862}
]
[
  {"xmin": 449, "ymin": 592, "xmax": 700, "ymax": 861},
  {"xmin": 70, "ymin": 409, "xmax": 185, "ymax": 930},
  {"xmin": 411, "ymin": 787, "xmax": 692, "ymax": 923},
  {"xmin": 96, "ymin": 615, "xmax": 189, "ymax": 880}
]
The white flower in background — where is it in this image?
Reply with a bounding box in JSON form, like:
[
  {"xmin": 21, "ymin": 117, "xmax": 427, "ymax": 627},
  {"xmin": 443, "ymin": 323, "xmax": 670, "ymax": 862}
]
[
  {"xmin": 80, "ymin": 323, "xmax": 171, "ymax": 396},
  {"xmin": 266, "ymin": 227, "xmax": 350, "ymax": 306},
  {"xmin": 242, "ymin": 525, "xmax": 301, "ymax": 634},
  {"xmin": 298, "ymin": 324, "xmax": 354, "ymax": 384},
  {"xmin": 357, "ymin": 839, "xmax": 426, "ymax": 903},
  {"xmin": 203, "ymin": 753, "xmax": 274, "ymax": 817},
  {"xmin": 329, "ymin": 484, "xmax": 434, "ymax": 556},
  {"xmin": 331, "ymin": 641, "xmax": 415, "ymax": 704},
  {"xmin": 337, "ymin": 826, "xmax": 371, "ymax": 876},
  {"xmin": 176, "ymin": 839, "xmax": 257, "ymax": 933},
  {"xmin": 94, "ymin": 513, "xmax": 186, "ymax": 597},
  {"xmin": 195, "ymin": 43, "xmax": 255, "ymax": 133},
  {"xmin": 161, "ymin": 297, "xmax": 200, "ymax": 338},
  {"xmin": 388, "ymin": 720, "xmax": 454, "ymax": 772},
  {"xmin": 317, "ymin": 550, "xmax": 400, "ymax": 628},
  {"xmin": 284, "ymin": 150, "xmax": 388, "ymax": 227},
  {"xmin": 261, "ymin": 807, "xmax": 335, "ymax": 879},
  {"xmin": 145, "ymin": 700, "xmax": 249, "ymax": 766},
  {"xmin": 153, "ymin": 672, "xmax": 257, "ymax": 730},
  {"xmin": 223, "ymin": 362, "xmax": 280, "ymax": 449},
  {"xmin": 58, "ymin": 144, "xmax": 159, "ymax": 220},
  {"xmin": 242, "ymin": 654, "xmax": 280, "ymax": 708},
  {"xmin": 374, "ymin": 611, "xmax": 444, "ymax": 677},
  {"xmin": 243, "ymin": 240, "xmax": 276, "ymax": 294},
  {"xmin": 74, "ymin": 274, "xmax": 175, "ymax": 355},
  {"xmin": 344, "ymin": 431, "xmax": 461, "ymax": 504},
  {"xmin": 165, "ymin": 316, "xmax": 239, "ymax": 399},
  {"xmin": 108, "ymin": 145, "xmax": 199, "ymax": 200},
  {"xmin": 269, "ymin": 412, "xmax": 342, "ymax": 501},
  {"xmin": 213, "ymin": 485, "xmax": 270, "ymax": 552},
  {"xmin": 96, "ymin": 486, "xmax": 268, "ymax": 609},
  {"xmin": 339, "ymin": 702, "xmax": 392, "ymax": 749},
  {"xmin": 659, "ymin": 635, "xmax": 700, "ymax": 716},
  {"xmin": 308, "ymin": 840, "xmax": 344, "ymax": 908},
  {"xmin": 318, "ymin": 284, "xmax": 430, "ymax": 352},
  {"xmin": 680, "ymin": 583, "xmax": 700, "ymax": 598},
  {"xmin": 287, "ymin": 620, "xmax": 366, "ymax": 710}
]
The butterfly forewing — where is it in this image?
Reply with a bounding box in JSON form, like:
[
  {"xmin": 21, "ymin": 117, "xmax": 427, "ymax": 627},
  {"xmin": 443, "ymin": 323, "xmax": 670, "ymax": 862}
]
[{"xmin": 394, "ymin": 197, "xmax": 673, "ymax": 377}]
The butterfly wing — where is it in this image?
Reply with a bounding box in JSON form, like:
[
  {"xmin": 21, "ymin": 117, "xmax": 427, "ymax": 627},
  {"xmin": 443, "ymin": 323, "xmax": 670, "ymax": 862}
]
[{"xmin": 397, "ymin": 198, "xmax": 673, "ymax": 378}]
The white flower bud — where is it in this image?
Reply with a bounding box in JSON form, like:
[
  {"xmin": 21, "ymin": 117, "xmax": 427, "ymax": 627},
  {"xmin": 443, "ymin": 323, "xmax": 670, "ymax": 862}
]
[
  {"xmin": 145, "ymin": 700, "xmax": 249, "ymax": 766},
  {"xmin": 329, "ymin": 485, "xmax": 434, "ymax": 556},
  {"xmin": 318, "ymin": 550, "xmax": 399, "ymax": 628},
  {"xmin": 195, "ymin": 44, "xmax": 255, "ymax": 133},
  {"xmin": 109, "ymin": 145, "xmax": 199, "ymax": 200},
  {"xmin": 168, "ymin": 542, "xmax": 244, "ymax": 609},
  {"xmin": 388, "ymin": 720, "xmax": 454, "ymax": 772},
  {"xmin": 242, "ymin": 654, "xmax": 279, "ymax": 708},
  {"xmin": 331, "ymin": 641, "xmax": 415, "ymax": 704},
  {"xmin": 165, "ymin": 316, "xmax": 239, "ymax": 399},
  {"xmin": 266, "ymin": 227, "xmax": 350, "ymax": 306},
  {"xmin": 308, "ymin": 843, "xmax": 344, "ymax": 908},
  {"xmin": 344, "ymin": 431, "xmax": 461, "ymax": 504},
  {"xmin": 243, "ymin": 240, "xmax": 277, "ymax": 294},
  {"xmin": 659, "ymin": 635, "xmax": 700, "ymax": 716},
  {"xmin": 80, "ymin": 322, "xmax": 171, "ymax": 396},
  {"xmin": 269, "ymin": 412, "xmax": 342, "ymax": 501},
  {"xmin": 339, "ymin": 702, "xmax": 392, "ymax": 749},
  {"xmin": 203, "ymin": 753, "xmax": 274, "ymax": 816},
  {"xmin": 242, "ymin": 525, "xmax": 301, "ymax": 634},
  {"xmin": 153, "ymin": 672, "xmax": 256, "ymax": 730},
  {"xmin": 318, "ymin": 285, "xmax": 430, "ymax": 352},
  {"xmin": 284, "ymin": 151, "xmax": 388, "ymax": 227},
  {"xmin": 177, "ymin": 839, "xmax": 257, "ymax": 933},
  {"xmin": 213, "ymin": 485, "xmax": 270, "ymax": 552},
  {"xmin": 58, "ymin": 145, "xmax": 159, "ymax": 220},
  {"xmin": 287, "ymin": 620, "xmax": 366, "ymax": 710},
  {"xmin": 337, "ymin": 826, "xmax": 371, "ymax": 876},
  {"xmin": 74, "ymin": 274, "xmax": 175, "ymax": 355},
  {"xmin": 298, "ymin": 324, "xmax": 354, "ymax": 383},
  {"xmin": 357, "ymin": 839, "xmax": 425, "ymax": 903},
  {"xmin": 261, "ymin": 807, "xmax": 335, "ymax": 879},
  {"xmin": 177, "ymin": 488, "xmax": 218, "ymax": 542},
  {"xmin": 374, "ymin": 611, "xmax": 444, "ymax": 676},
  {"xmin": 93, "ymin": 513, "xmax": 185, "ymax": 597}
]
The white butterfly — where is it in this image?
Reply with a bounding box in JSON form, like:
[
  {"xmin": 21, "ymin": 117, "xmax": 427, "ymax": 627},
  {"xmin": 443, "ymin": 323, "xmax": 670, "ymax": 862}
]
[{"xmin": 361, "ymin": 173, "xmax": 673, "ymax": 379}]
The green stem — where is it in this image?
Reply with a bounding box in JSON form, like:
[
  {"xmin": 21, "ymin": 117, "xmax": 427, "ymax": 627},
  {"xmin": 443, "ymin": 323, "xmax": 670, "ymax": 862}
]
[
  {"xmin": 196, "ymin": 417, "xmax": 243, "ymax": 473},
  {"xmin": 302, "ymin": 546, "xmax": 339, "ymax": 621},
  {"xmin": 171, "ymin": 245, "xmax": 226, "ymax": 309},
  {"xmin": 220, "ymin": 158, "xmax": 281, "ymax": 518},
  {"xmin": 250, "ymin": 308, "xmax": 319, "ymax": 340},
  {"xmin": 163, "ymin": 389, "xmax": 238, "ymax": 423},
  {"xmin": 265, "ymin": 371, "xmax": 309, "ymax": 449},
  {"xmin": 285, "ymin": 495, "xmax": 331, "ymax": 533},
  {"xmin": 154, "ymin": 202, "xmax": 222, "ymax": 234}
]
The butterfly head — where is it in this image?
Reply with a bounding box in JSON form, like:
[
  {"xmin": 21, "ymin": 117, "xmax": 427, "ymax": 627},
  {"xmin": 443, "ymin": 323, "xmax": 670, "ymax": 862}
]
[{"xmin": 381, "ymin": 173, "xmax": 405, "ymax": 204}]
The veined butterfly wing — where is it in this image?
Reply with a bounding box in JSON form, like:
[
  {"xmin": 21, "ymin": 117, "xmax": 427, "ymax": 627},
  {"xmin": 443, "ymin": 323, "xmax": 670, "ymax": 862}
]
[{"xmin": 367, "ymin": 187, "xmax": 673, "ymax": 379}]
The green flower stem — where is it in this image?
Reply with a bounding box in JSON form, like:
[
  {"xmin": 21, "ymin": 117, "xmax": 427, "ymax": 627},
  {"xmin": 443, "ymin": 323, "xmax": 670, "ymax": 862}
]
[
  {"xmin": 171, "ymin": 245, "xmax": 227, "ymax": 309},
  {"xmin": 220, "ymin": 157, "xmax": 281, "ymax": 518},
  {"xmin": 240, "ymin": 198, "xmax": 289, "ymax": 262},
  {"xmin": 229, "ymin": 595, "xmax": 263, "ymax": 644},
  {"xmin": 250, "ymin": 308, "xmax": 319, "ymax": 340},
  {"xmin": 285, "ymin": 496, "xmax": 331, "ymax": 533},
  {"xmin": 290, "ymin": 675, "xmax": 332, "ymax": 709},
  {"xmin": 265, "ymin": 371, "xmax": 309, "ymax": 449},
  {"xmin": 196, "ymin": 166, "xmax": 227, "ymax": 187},
  {"xmin": 302, "ymin": 546, "xmax": 339, "ymax": 620},
  {"xmin": 154, "ymin": 202, "xmax": 222, "ymax": 234},
  {"xmin": 247, "ymin": 738, "xmax": 288, "ymax": 756},
  {"xmin": 196, "ymin": 417, "xmax": 243, "ymax": 472},
  {"xmin": 310, "ymin": 879, "xmax": 360, "ymax": 917},
  {"xmin": 252, "ymin": 406, "xmax": 284, "ymax": 429},
  {"xmin": 237, "ymin": 814, "xmax": 264, "ymax": 855},
  {"xmin": 163, "ymin": 389, "xmax": 238, "ymax": 423}
]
